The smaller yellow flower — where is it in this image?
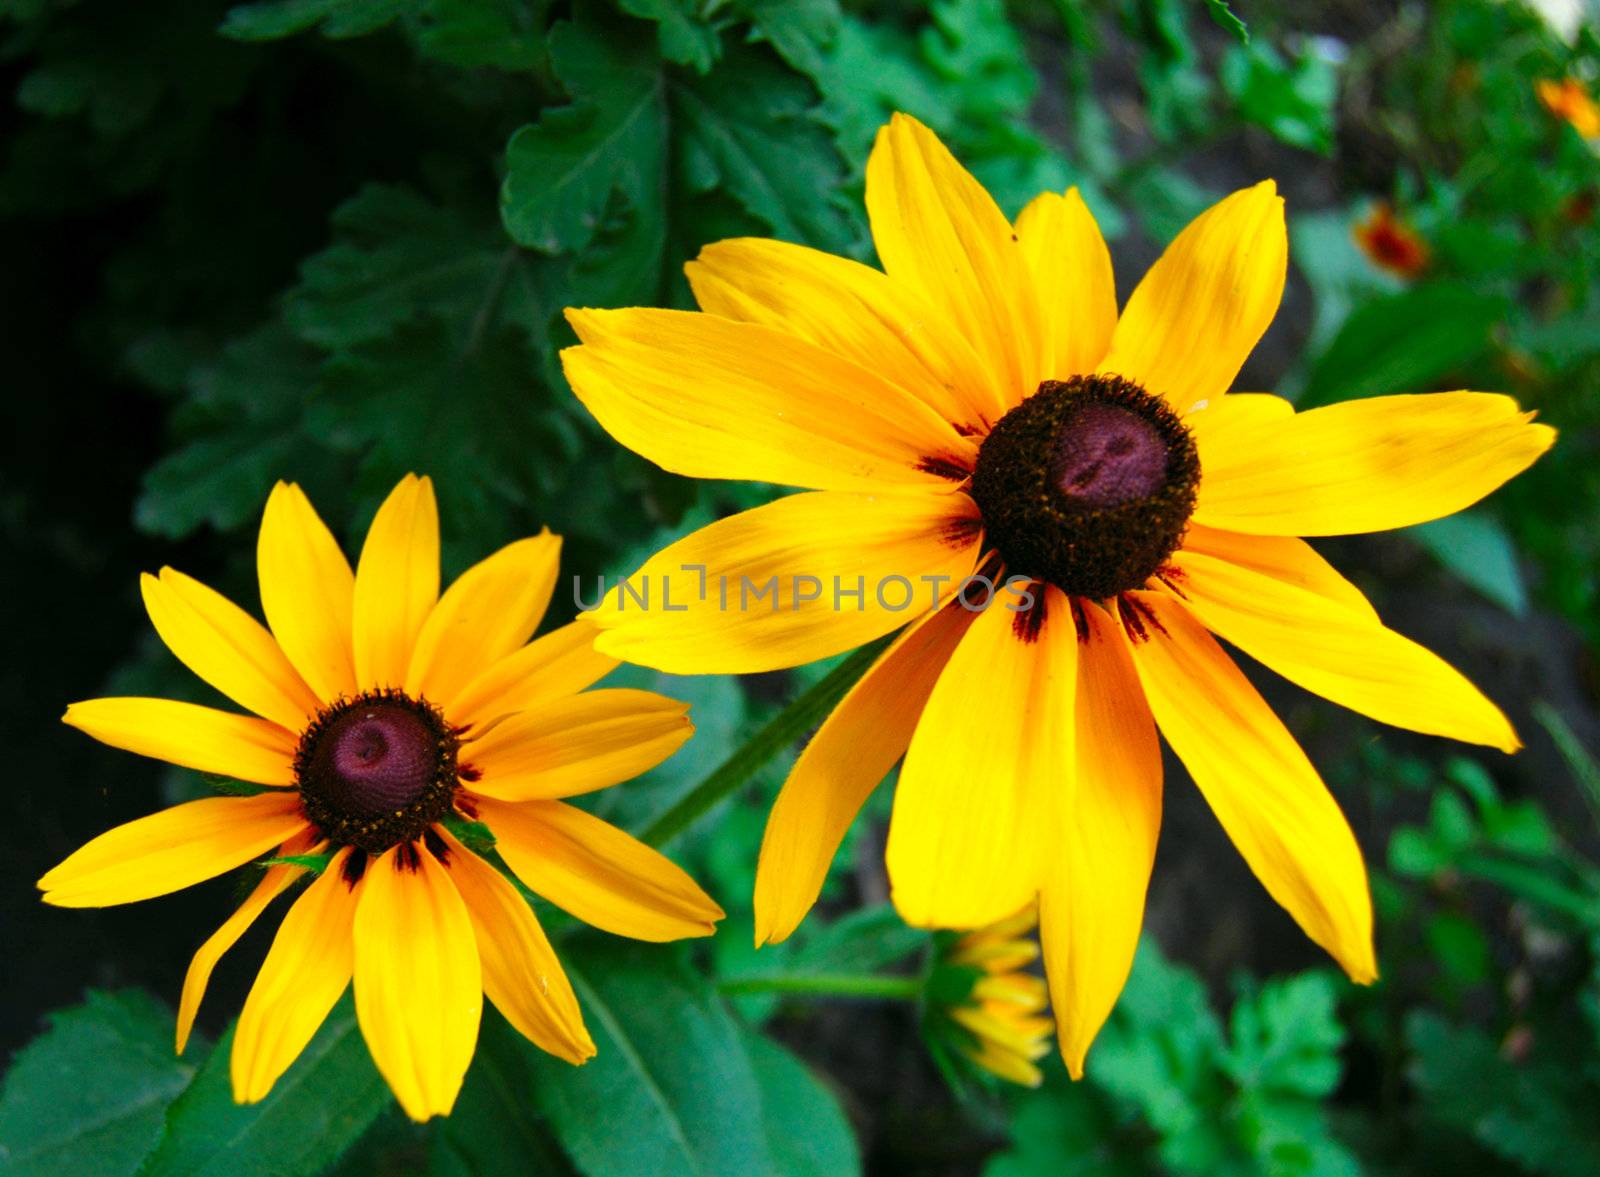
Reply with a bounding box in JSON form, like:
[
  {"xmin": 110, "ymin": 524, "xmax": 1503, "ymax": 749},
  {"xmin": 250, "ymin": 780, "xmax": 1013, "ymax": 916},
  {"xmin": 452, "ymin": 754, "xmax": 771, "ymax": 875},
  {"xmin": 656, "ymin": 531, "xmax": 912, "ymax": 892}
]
[
  {"xmin": 1537, "ymin": 77, "xmax": 1600, "ymax": 138},
  {"xmin": 41, "ymin": 474, "xmax": 723, "ymax": 1121},
  {"xmin": 934, "ymin": 908, "xmax": 1053, "ymax": 1087}
]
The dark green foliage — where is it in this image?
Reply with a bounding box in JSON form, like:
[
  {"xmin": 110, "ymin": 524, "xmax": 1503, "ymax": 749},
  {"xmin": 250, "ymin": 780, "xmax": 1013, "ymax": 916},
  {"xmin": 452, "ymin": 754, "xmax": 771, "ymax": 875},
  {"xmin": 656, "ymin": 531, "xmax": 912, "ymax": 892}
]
[
  {"xmin": 985, "ymin": 940, "xmax": 1357, "ymax": 1177},
  {"xmin": 0, "ymin": 992, "xmax": 202, "ymax": 1177},
  {"xmin": 7, "ymin": 0, "xmax": 1600, "ymax": 1174}
]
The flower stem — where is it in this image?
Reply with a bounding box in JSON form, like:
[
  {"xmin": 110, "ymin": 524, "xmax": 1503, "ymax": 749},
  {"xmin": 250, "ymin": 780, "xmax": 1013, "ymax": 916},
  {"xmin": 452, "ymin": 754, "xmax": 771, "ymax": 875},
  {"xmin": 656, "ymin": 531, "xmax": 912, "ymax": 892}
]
[
  {"xmin": 637, "ymin": 634, "xmax": 893, "ymax": 848},
  {"xmin": 718, "ymin": 973, "xmax": 923, "ymax": 1000}
]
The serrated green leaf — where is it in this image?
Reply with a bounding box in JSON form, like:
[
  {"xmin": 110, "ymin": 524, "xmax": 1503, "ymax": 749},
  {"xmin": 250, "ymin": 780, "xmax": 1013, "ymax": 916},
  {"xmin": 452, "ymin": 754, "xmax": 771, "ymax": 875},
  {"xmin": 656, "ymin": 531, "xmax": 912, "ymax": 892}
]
[
  {"xmin": 618, "ymin": 0, "xmax": 722, "ymax": 72},
  {"xmin": 525, "ymin": 938, "xmax": 775, "ymax": 1177},
  {"xmin": 500, "ymin": 14, "xmax": 667, "ymax": 259},
  {"xmin": 1225, "ymin": 972, "xmax": 1344, "ymax": 1100},
  {"xmin": 0, "ymin": 991, "xmax": 202, "ymax": 1177},
  {"xmin": 1407, "ymin": 1011, "xmax": 1600, "ymax": 1177},
  {"xmin": 737, "ymin": 0, "xmax": 840, "ymax": 77},
  {"xmin": 285, "ymin": 183, "xmax": 543, "ymax": 352},
  {"xmin": 672, "ymin": 41, "xmax": 854, "ymax": 250},
  {"xmin": 137, "ymin": 998, "xmax": 389, "ymax": 1177},
  {"xmin": 1203, "ymin": 0, "xmax": 1248, "ymax": 43}
]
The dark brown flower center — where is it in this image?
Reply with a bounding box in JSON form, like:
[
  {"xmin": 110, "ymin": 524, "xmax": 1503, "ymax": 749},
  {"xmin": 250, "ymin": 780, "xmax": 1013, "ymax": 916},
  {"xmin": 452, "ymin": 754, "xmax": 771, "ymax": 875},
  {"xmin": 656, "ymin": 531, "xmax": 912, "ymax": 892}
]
[
  {"xmin": 969, "ymin": 374, "xmax": 1199, "ymax": 599},
  {"xmin": 295, "ymin": 690, "xmax": 459, "ymax": 853}
]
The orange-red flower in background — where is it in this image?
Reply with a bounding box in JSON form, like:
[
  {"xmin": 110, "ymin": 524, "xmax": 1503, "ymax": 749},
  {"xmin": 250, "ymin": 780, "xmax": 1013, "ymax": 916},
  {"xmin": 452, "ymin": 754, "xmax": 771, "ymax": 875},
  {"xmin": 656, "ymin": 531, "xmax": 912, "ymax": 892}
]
[{"xmin": 1353, "ymin": 202, "xmax": 1430, "ymax": 280}]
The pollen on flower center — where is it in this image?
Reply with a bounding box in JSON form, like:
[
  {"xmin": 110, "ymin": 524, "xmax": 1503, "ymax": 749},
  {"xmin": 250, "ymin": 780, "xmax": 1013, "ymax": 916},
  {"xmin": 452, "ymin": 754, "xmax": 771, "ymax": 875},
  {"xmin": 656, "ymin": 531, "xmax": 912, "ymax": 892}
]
[
  {"xmin": 295, "ymin": 690, "xmax": 459, "ymax": 853},
  {"xmin": 969, "ymin": 374, "xmax": 1200, "ymax": 600}
]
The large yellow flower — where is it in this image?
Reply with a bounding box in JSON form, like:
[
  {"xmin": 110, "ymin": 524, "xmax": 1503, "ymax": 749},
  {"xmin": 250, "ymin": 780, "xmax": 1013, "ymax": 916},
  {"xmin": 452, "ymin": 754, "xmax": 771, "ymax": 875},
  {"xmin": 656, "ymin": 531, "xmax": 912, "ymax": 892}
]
[
  {"xmin": 40, "ymin": 475, "xmax": 722, "ymax": 1120},
  {"xmin": 559, "ymin": 114, "xmax": 1554, "ymax": 1075}
]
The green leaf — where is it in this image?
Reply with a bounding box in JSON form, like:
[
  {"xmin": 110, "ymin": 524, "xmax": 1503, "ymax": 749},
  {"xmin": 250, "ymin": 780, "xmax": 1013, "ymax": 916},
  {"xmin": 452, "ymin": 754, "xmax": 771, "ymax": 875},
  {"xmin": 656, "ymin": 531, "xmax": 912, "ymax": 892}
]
[
  {"xmin": 1219, "ymin": 40, "xmax": 1337, "ymax": 154},
  {"xmin": 744, "ymin": 1031, "xmax": 860, "ymax": 1177},
  {"xmin": 526, "ymin": 939, "xmax": 775, "ymax": 1177},
  {"xmin": 500, "ymin": 14, "xmax": 667, "ymax": 260},
  {"xmin": 1407, "ymin": 1011, "xmax": 1600, "ymax": 1177},
  {"xmin": 618, "ymin": 0, "xmax": 722, "ymax": 73},
  {"xmin": 1224, "ymin": 972, "xmax": 1344, "ymax": 1100},
  {"xmin": 737, "ymin": 0, "xmax": 841, "ymax": 77},
  {"xmin": 219, "ymin": 0, "xmax": 411, "ymax": 41},
  {"xmin": 0, "ymin": 991, "xmax": 201, "ymax": 1177},
  {"xmin": 430, "ymin": 1012, "xmax": 572, "ymax": 1176},
  {"xmin": 1202, "ymin": 0, "xmax": 1248, "ymax": 43},
  {"xmin": 984, "ymin": 1074, "xmax": 1150, "ymax": 1177},
  {"xmin": 258, "ymin": 852, "xmax": 334, "ymax": 873},
  {"xmin": 134, "ymin": 325, "xmax": 328, "ymax": 541},
  {"xmin": 285, "ymin": 184, "xmax": 544, "ymax": 353},
  {"xmin": 1408, "ymin": 511, "xmax": 1529, "ymax": 616},
  {"xmin": 441, "ymin": 814, "xmax": 497, "ymax": 853},
  {"xmin": 672, "ymin": 41, "xmax": 855, "ymax": 252},
  {"xmin": 1301, "ymin": 283, "xmax": 1505, "ymax": 408},
  {"xmin": 137, "ymin": 998, "xmax": 390, "ymax": 1177}
]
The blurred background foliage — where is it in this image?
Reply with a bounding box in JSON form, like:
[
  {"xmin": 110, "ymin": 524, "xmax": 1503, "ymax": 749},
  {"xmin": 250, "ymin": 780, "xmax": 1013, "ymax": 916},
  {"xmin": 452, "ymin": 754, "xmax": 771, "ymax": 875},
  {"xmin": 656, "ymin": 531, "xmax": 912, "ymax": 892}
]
[{"xmin": 3, "ymin": 0, "xmax": 1600, "ymax": 1174}]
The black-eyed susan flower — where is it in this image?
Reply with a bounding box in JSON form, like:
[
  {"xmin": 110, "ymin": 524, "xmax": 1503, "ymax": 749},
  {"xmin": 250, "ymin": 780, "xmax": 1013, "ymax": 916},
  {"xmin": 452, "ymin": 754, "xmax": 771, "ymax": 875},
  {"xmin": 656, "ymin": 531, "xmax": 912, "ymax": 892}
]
[
  {"xmin": 1537, "ymin": 77, "xmax": 1600, "ymax": 138},
  {"xmin": 930, "ymin": 908, "xmax": 1052, "ymax": 1088},
  {"xmin": 1352, "ymin": 201, "xmax": 1429, "ymax": 279},
  {"xmin": 40, "ymin": 475, "xmax": 721, "ymax": 1120},
  {"xmin": 558, "ymin": 113, "xmax": 1555, "ymax": 1076}
]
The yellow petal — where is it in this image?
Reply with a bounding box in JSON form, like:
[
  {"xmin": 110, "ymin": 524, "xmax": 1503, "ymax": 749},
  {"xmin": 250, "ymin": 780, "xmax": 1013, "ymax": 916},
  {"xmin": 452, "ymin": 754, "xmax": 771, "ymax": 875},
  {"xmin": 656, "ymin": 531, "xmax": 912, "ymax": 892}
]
[
  {"xmin": 888, "ymin": 584, "xmax": 1075, "ymax": 928},
  {"xmin": 562, "ymin": 307, "xmax": 976, "ymax": 492},
  {"xmin": 1179, "ymin": 522, "xmax": 1377, "ymax": 620},
  {"xmin": 353, "ymin": 844, "xmax": 482, "ymax": 1121},
  {"xmin": 258, "ymin": 481, "xmax": 357, "ymax": 703},
  {"xmin": 449, "ymin": 620, "xmax": 620, "ymax": 733},
  {"xmin": 353, "ymin": 474, "xmax": 439, "ymax": 690},
  {"xmin": 1168, "ymin": 549, "xmax": 1517, "ymax": 751},
  {"xmin": 1014, "ymin": 187, "xmax": 1117, "ymax": 379},
  {"xmin": 232, "ymin": 848, "xmax": 357, "ymax": 1104},
  {"xmin": 405, "ymin": 531, "xmax": 562, "ymax": 709},
  {"xmin": 686, "ymin": 236, "xmax": 1002, "ymax": 428},
  {"xmin": 754, "ymin": 600, "xmax": 977, "ymax": 945},
  {"xmin": 1038, "ymin": 600, "xmax": 1161, "ymax": 1079},
  {"xmin": 479, "ymin": 797, "xmax": 724, "ymax": 942},
  {"xmin": 1120, "ymin": 590, "xmax": 1376, "ymax": 982},
  {"xmin": 436, "ymin": 827, "xmax": 594, "ymax": 1064},
  {"xmin": 38, "ymin": 792, "xmax": 307, "ymax": 908},
  {"xmin": 1098, "ymin": 182, "xmax": 1286, "ymax": 409},
  {"xmin": 63, "ymin": 697, "xmax": 298, "ymax": 785},
  {"xmin": 463, "ymin": 689, "xmax": 692, "ymax": 801},
  {"xmin": 141, "ymin": 568, "xmax": 320, "ymax": 731},
  {"xmin": 1181, "ymin": 391, "xmax": 1294, "ymax": 448},
  {"xmin": 176, "ymin": 829, "xmax": 318, "ymax": 1054},
  {"xmin": 1194, "ymin": 392, "xmax": 1556, "ymax": 535},
  {"xmin": 584, "ymin": 489, "xmax": 984, "ymax": 676},
  {"xmin": 865, "ymin": 112, "xmax": 1046, "ymax": 407}
]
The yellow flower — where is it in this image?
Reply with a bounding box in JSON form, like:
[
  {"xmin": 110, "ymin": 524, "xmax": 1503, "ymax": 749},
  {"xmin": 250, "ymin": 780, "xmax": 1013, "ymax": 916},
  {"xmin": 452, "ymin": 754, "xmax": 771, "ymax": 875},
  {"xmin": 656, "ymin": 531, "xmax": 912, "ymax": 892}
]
[
  {"xmin": 559, "ymin": 113, "xmax": 1553, "ymax": 1076},
  {"xmin": 1537, "ymin": 77, "xmax": 1600, "ymax": 138},
  {"xmin": 40, "ymin": 475, "xmax": 721, "ymax": 1121},
  {"xmin": 936, "ymin": 908, "xmax": 1052, "ymax": 1087}
]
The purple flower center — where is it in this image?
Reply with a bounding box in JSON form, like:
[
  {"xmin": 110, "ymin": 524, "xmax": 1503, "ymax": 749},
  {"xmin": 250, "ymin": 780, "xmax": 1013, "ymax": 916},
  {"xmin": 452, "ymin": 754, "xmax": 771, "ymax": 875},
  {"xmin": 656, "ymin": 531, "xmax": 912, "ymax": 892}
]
[
  {"xmin": 294, "ymin": 691, "xmax": 459, "ymax": 853},
  {"xmin": 1052, "ymin": 402, "xmax": 1169, "ymax": 508}
]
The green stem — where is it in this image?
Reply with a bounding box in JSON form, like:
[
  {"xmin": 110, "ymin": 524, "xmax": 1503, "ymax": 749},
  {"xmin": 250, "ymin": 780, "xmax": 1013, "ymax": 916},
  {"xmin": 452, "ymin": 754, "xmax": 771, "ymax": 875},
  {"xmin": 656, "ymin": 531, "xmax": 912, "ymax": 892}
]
[
  {"xmin": 718, "ymin": 973, "xmax": 923, "ymax": 1000},
  {"xmin": 637, "ymin": 635, "xmax": 893, "ymax": 848}
]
